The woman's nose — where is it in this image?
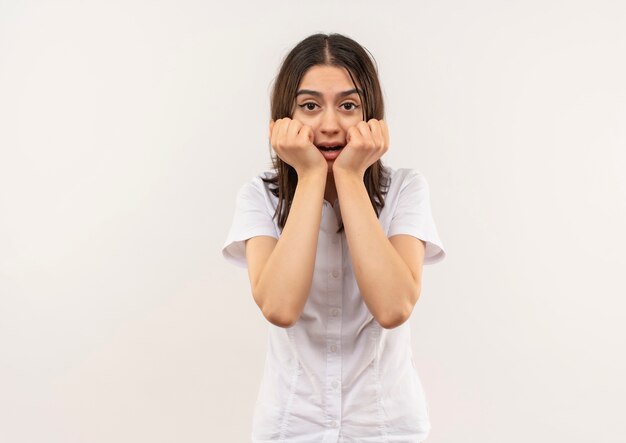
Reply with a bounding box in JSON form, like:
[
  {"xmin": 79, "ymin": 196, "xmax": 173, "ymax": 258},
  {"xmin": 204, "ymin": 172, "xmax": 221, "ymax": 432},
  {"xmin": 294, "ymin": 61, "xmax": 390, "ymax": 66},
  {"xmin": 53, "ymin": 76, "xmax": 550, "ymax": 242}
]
[{"xmin": 319, "ymin": 109, "xmax": 340, "ymax": 134}]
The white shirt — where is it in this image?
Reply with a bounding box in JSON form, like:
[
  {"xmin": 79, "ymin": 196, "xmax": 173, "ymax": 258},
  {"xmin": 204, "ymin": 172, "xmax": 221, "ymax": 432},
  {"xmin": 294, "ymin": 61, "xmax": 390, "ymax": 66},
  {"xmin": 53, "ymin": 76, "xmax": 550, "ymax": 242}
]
[{"xmin": 222, "ymin": 166, "xmax": 446, "ymax": 443}]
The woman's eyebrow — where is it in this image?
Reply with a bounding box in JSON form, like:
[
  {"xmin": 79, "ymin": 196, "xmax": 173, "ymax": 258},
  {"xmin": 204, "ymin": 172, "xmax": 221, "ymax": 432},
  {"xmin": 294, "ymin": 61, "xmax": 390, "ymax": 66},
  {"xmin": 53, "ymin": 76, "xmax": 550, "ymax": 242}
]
[{"xmin": 296, "ymin": 88, "xmax": 362, "ymax": 98}]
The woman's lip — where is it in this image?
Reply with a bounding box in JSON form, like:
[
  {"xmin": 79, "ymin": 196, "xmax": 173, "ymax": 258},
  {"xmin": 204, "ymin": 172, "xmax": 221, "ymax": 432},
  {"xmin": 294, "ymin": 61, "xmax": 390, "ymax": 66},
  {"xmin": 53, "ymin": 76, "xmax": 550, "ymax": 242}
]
[{"xmin": 317, "ymin": 147, "xmax": 343, "ymax": 160}]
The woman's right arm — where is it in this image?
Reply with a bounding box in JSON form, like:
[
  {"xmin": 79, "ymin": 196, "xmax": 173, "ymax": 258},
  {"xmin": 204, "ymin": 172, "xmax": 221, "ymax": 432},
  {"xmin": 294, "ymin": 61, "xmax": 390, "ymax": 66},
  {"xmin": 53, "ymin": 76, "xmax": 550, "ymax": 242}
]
[
  {"xmin": 245, "ymin": 118, "xmax": 328, "ymax": 328},
  {"xmin": 245, "ymin": 171, "xmax": 326, "ymax": 328}
]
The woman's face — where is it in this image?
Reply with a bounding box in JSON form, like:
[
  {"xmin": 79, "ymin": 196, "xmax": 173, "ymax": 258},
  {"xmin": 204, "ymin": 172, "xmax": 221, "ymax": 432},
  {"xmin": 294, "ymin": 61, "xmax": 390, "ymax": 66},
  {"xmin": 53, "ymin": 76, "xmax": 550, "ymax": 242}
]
[{"xmin": 292, "ymin": 64, "xmax": 364, "ymax": 155}]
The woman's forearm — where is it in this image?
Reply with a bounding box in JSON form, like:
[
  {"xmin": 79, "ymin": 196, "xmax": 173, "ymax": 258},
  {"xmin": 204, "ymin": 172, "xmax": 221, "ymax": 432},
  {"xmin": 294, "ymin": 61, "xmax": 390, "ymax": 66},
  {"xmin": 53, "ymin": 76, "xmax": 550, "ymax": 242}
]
[
  {"xmin": 254, "ymin": 171, "xmax": 326, "ymax": 327},
  {"xmin": 334, "ymin": 170, "xmax": 418, "ymax": 328}
]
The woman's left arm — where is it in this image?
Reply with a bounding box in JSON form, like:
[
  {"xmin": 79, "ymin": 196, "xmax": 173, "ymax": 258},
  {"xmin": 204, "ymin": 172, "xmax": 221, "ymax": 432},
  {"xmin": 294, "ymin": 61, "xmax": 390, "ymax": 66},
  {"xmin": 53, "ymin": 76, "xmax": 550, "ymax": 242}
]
[{"xmin": 335, "ymin": 170, "xmax": 425, "ymax": 329}]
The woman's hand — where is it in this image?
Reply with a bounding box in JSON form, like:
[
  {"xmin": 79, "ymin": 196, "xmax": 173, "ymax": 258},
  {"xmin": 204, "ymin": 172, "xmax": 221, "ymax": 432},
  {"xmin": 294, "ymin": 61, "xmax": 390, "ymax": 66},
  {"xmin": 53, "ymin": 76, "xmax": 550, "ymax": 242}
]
[
  {"xmin": 332, "ymin": 119, "xmax": 389, "ymax": 178},
  {"xmin": 269, "ymin": 118, "xmax": 328, "ymax": 177}
]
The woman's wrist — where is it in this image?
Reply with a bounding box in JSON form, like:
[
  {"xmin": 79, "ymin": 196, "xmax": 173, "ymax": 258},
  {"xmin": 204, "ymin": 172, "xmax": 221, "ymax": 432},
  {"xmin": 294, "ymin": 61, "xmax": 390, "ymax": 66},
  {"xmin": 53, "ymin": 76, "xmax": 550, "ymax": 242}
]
[
  {"xmin": 297, "ymin": 166, "xmax": 328, "ymax": 182},
  {"xmin": 332, "ymin": 166, "xmax": 363, "ymax": 182}
]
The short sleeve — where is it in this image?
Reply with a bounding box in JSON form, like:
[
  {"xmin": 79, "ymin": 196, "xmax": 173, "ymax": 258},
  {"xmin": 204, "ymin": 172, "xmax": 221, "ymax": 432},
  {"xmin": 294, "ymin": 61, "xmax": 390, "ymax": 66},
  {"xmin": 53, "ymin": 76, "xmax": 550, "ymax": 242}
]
[
  {"xmin": 221, "ymin": 178, "xmax": 280, "ymax": 268},
  {"xmin": 388, "ymin": 169, "xmax": 446, "ymax": 265}
]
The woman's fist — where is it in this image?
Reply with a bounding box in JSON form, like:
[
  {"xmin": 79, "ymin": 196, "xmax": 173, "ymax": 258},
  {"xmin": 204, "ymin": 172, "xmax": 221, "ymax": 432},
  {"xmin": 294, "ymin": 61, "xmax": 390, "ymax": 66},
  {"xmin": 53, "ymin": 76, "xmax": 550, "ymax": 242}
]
[
  {"xmin": 332, "ymin": 119, "xmax": 389, "ymax": 178},
  {"xmin": 269, "ymin": 118, "xmax": 328, "ymax": 176}
]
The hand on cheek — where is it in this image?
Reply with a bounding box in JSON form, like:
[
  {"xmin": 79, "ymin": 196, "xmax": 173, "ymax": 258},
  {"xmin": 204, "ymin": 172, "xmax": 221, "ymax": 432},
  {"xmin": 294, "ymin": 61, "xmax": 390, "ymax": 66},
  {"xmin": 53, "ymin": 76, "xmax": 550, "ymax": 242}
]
[
  {"xmin": 269, "ymin": 118, "xmax": 328, "ymax": 176},
  {"xmin": 332, "ymin": 119, "xmax": 389, "ymax": 178}
]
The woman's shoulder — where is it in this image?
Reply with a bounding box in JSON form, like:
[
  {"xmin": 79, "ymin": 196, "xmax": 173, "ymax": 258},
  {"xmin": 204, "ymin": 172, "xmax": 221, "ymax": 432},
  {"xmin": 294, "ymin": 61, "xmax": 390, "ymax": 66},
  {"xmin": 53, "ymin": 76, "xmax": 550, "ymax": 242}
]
[
  {"xmin": 238, "ymin": 169, "xmax": 277, "ymax": 189},
  {"xmin": 259, "ymin": 169, "xmax": 278, "ymax": 180},
  {"xmin": 235, "ymin": 170, "xmax": 279, "ymax": 205},
  {"xmin": 384, "ymin": 165, "xmax": 427, "ymax": 189}
]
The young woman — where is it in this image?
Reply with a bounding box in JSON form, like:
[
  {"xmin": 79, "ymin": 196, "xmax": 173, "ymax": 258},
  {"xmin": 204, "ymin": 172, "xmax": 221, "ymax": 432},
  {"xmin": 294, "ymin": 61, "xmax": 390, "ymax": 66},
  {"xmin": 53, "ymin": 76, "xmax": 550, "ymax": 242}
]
[{"xmin": 222, "ymin": 33, "xmax": 446, "ymax": 443}]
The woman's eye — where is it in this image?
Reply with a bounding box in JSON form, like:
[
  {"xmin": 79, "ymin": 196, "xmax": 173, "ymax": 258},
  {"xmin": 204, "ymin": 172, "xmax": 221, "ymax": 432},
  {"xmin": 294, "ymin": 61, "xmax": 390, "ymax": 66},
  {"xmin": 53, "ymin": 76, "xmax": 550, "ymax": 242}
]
[
  {"xmin": 299, "ymin": 103, "xmax": 318, "ymax": 111},
  {"xmin": 341, "ymin": 103, "xmax": 359, "ymax": 111}
]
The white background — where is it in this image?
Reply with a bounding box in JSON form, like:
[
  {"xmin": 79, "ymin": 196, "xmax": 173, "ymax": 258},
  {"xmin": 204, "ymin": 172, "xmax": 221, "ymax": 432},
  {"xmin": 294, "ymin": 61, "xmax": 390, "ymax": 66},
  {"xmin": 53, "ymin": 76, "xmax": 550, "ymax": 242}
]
[{"xmin": 1, "ymin": 1, "xmax": 625, "ymax": 442}]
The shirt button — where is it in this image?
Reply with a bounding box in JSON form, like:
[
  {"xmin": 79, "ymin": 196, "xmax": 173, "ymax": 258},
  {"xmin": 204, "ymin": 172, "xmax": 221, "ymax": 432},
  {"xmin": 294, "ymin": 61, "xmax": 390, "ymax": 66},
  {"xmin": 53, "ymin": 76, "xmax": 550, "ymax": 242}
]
[
  {"xmin": 330, "ymin": 420, "xmax": 338, "ymax": 428},
  {"xmin": 332, "ymin": 380, "xmax": 339, "ymax": 389},
  {"xmin": 332, "ymin": 237, "xmax": 338, "ymax": 245},
  {"xmin": 331, "ymin": 270, "xmax": 339, "ymax": 278},
  {"xmin": 330, "ymin": 308, "xmax": 339, "ymax": 317},
  {"xmin": 330, "ymin": 344, "xmax": 337, "ymax": 352}
]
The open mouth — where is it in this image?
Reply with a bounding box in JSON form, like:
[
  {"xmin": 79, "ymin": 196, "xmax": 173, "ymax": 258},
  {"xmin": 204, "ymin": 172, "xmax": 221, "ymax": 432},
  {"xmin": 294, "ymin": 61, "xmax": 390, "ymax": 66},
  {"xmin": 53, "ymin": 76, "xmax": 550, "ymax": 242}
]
[{"xmin": 317, "ymin": 146, "xmax": 344, "ymax": 151}]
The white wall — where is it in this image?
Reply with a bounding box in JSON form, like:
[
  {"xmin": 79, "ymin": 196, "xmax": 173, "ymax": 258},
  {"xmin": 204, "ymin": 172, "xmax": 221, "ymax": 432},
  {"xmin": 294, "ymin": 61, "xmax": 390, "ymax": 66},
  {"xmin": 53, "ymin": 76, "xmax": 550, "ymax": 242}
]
[{"xmin": 1, "ymin": 1, "xmax": 625, "ymax": 442}]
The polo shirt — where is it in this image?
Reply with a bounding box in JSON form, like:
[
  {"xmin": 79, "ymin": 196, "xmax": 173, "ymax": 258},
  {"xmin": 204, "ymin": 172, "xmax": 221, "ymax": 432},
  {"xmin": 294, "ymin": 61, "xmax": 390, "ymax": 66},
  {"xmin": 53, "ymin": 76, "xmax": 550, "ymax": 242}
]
[{"xmin": 222, "ymin": 166, "xmax": 446, "ymax": 443}]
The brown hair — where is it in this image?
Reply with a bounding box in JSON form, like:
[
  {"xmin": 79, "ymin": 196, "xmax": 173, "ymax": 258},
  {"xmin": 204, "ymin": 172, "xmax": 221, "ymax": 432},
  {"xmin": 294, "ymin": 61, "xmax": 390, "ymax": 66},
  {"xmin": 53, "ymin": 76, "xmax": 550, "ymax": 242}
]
[{"xmin": 262, "ymin": 33, "xmax": 390, "ymax": 233}]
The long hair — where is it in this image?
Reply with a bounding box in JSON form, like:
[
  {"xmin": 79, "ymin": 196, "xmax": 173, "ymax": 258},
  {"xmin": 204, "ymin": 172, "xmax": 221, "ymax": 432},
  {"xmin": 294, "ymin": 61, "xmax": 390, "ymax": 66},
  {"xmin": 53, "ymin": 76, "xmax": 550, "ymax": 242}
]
[{"xmin": 262, "ymin": 33, "xmax": 391, "ymax": 233}]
